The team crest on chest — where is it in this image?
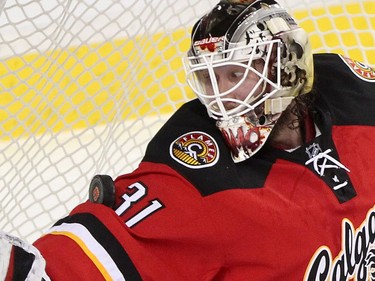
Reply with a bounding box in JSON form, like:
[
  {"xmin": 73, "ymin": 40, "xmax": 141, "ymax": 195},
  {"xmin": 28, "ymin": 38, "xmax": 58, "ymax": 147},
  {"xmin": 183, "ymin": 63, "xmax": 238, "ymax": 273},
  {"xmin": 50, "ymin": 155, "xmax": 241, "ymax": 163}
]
[
  {"xmin": 170, "ymin": 131, "xmax": 219, "ymax": 169},
  {"xmin": 341, "ymin": 55, "xmax": 375, "ymax": 82}
]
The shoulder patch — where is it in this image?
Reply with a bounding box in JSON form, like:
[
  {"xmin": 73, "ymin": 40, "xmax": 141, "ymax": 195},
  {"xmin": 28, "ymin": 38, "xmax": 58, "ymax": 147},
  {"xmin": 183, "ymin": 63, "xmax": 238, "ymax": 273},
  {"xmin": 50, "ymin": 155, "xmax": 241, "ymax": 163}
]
[
  {"xmin": 170, "ymin": 131, "xmax": 219, "ymax": 169},
  {"xmin": 340, "ymin": 55, "xmax": 375, "ymax": 82}
]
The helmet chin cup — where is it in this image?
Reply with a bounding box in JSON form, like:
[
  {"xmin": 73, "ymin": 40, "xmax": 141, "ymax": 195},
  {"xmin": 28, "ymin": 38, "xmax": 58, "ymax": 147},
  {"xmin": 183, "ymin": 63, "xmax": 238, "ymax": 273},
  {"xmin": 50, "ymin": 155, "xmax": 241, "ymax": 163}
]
[{"xmin": 216, "ymin": 112, "xmax": 280, "ymax": 163}]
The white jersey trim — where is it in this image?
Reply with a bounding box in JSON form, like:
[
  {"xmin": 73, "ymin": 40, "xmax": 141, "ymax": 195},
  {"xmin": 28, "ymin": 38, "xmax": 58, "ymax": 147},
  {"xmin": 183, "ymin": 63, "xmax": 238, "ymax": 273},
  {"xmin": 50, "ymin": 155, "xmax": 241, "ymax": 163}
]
[{"xmin": 48, "ymin": 223, "xmax": 125, "ymax": 281}]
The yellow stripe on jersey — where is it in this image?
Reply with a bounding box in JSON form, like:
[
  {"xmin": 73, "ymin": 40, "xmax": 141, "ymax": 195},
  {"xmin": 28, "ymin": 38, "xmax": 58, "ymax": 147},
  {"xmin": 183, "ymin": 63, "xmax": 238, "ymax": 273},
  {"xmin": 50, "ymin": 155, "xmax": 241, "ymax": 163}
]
[{"xmin": 48, "ymin": 223, "xmax": 125, "ymax": 281}]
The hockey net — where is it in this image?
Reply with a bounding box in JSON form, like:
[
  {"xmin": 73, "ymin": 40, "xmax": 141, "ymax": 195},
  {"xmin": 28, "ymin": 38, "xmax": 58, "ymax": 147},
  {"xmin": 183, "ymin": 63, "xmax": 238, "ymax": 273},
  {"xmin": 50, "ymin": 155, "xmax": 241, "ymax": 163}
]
[{"xmin": 0, "ymin": 0, "xmax": 374, "ymax": 243}]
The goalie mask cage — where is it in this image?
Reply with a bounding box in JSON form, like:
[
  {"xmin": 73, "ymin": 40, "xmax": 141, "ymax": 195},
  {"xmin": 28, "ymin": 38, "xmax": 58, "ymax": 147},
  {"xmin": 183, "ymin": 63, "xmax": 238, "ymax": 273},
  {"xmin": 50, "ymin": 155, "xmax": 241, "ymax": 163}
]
[{"xmin": 0, "ymin": 0, "xmax": 374, "ymax": 243}]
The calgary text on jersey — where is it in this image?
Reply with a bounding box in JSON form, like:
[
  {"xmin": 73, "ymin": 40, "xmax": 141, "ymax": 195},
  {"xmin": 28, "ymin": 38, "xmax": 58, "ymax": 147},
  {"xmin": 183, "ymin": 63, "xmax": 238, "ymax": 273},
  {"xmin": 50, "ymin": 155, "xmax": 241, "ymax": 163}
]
[{"xmin": 304, "ymin": 205, "xmax": 375, "ymax": 281}]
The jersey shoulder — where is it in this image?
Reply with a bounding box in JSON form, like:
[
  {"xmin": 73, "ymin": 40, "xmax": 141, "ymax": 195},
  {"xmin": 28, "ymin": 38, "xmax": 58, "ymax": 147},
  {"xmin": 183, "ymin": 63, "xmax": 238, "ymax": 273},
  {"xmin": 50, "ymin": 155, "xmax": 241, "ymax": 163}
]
[
  {"xmin": 142, "ymin": 99, "xmax": 274, "ymax": 196},
  {"xmin": 314, "ymin": 54, "xmax": 375, "ymax": 82},
  {"xmin": 313, "ymin": 53, "xmax": 375, "ymax": 126}
]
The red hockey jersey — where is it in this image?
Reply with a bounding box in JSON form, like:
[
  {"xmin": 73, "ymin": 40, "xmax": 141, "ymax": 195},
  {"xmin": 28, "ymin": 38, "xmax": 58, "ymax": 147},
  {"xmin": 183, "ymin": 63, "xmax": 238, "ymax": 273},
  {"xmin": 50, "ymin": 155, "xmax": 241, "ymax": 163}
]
[{"xmin": 34, "ymin": 54, "xmax": 375, "ymax": 280}]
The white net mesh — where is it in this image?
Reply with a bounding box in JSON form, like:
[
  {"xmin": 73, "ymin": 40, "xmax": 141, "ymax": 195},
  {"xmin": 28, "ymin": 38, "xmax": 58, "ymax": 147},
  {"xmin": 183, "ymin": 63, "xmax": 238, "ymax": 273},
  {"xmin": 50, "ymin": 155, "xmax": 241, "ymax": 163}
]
[{"xmin": 0, "ymin": 0, "xmax": 374, "ymax": 243}]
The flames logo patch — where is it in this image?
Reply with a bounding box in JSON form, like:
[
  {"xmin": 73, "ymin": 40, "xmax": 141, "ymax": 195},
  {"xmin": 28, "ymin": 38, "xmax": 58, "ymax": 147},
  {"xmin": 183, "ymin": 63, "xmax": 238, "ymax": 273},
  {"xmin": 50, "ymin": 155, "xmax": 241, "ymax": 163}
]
[
  {"xmin": 170, "ymin": 131, "xmax": 219, "ymax": 169},
  {"xmin": 341, "ymin": 55, "xmax": 375, "ymax": 82}
]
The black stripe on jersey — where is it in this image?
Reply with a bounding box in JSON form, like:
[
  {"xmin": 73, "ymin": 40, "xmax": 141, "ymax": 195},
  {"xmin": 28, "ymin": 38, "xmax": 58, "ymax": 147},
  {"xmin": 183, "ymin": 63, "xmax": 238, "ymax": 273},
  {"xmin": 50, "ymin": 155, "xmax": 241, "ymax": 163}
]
[
  {"xmin": 11, "ymin": 246, "xmax": 35, "ymax": 281},
  {"xmin": 53, "ymin": 213, "xmax": 142, "ymax": 281}
]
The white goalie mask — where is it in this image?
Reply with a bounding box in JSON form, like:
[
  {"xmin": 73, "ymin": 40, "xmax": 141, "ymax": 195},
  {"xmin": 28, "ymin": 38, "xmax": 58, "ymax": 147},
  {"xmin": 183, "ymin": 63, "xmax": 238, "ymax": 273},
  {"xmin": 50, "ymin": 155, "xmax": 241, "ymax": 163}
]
[{"xmin": 183, "ymin": 0, "xmax": 314, "ymax": 162}]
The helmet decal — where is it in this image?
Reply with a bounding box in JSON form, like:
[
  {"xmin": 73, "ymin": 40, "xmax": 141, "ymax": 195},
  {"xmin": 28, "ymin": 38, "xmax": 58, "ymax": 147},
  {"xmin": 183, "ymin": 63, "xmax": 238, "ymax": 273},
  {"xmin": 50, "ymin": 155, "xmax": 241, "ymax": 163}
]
[
  {"xmin": 226, "ymin": 0, "xmax": 257, "ymax": 4},
  {"xmin": 193, "ymin": 36, "xmax": 225, "ymax": 53}
]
